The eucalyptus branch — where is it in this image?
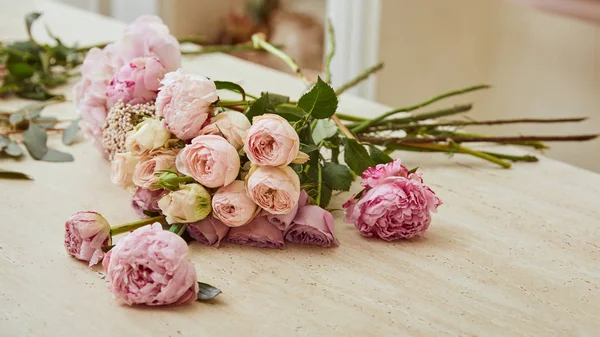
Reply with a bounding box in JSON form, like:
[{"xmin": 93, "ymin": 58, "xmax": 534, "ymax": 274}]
[
  {"xmin": 324, "ymin": 18, "xmax": 335, "ymax": 84},
  {"xmin": 335, "ymin": 62, "xmax": 384, "ymax": 96}
]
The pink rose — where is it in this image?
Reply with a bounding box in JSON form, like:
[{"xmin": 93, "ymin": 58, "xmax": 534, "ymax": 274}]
[
  {"xmin": 156, "ymin": 69, "xmax": 218, "ymax": 140},
  {"xmin": 246, "ymin": 166, "xmax": 300, "ymax": 215},
  {"xmin": 187, "ymin": 216, "xmax": 230, "ymax": 247},
  {"xmin": 132, "ymin": 149, "xmax": 178, "ymax": 189},
  {"xmin": 344, "ymin": 173, "xmax": 443, "ymax": 241},
  {"xmin": 64, "ymin": 211, "xmax": 111, "ymax": 266},
  {"xmin": 199, "ymin": 110, "xmax": 251, "ymax": 149},
  {"xmin": 212, "ymin": 180, "xmax": 258, "ymax": 227},
  {"xmin": 110, "ymin": 152, "xmax": 139, "ymax": 188},
  {"xmin": 243, "ymin": 114, "xmax": 300, "ymax": 167},
  {"xmin": 361, "ymin": 159, "xmax": 409, "ymax": 189},
  {"xmin": 266, "ymin": 190, "xmax": 309, "ymax": 231},
  {"xmin": 102, "ymin": 224, "xmax": 199, "ymax": 306},
  {"xmin": 158, "ymin": 184, "xmax": 212, "ymax": 224},
  {"xmin": 131, "ymin": 187, "xmax": 168, "ymax": 218},
  {"xmin": 285, "ymin": 205, "xmax": 339, "ymax": 247},
  {"xmin": 226, "ymin": 216, "xmax": 284, "ymax": 249},
  {"xmin": 107, "ymin": 57, "xmax": 167, "ymax": 107},
  {"xmin": 176, "ymin": 135, "xmax": 240, "ymax": 188}
]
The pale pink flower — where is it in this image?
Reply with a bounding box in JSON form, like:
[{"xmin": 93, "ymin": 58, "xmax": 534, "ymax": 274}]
[
  {"xmin": 361, "ymin": 159, "xmax": 409, "ymax": 189},
  {"xmin": 246, "ymin": 166, "xmax": 300, "ymax": 215},
  {"xmin": 176, "ymin": 135, "xmax": 240, "ymax": 188},
  {"xmin": 110, "ymin": 152, "xmax": 139, "ymax": 188},
  {"xmin": 199, "ymin": 110, "xmax": 251, "ymax": 149},
  {"xmin": 64, "ymin": 211, "xmax": 111, "ymax": 266},
  {"xmin": 156, "ymin": 69, "xmax": 218, "ymax": 140},
  {"xmin": 158, "ymin": 184, "xmax": 212, "ymax": 224},
  {"xmin": 266, "ymin": 190, "xmax": 309, "ymax": 231},
  {"xmin": 187, "ymin": 216, "xmax": 230, "ymax": 247},
  {"xmin": 344, "ymin": 173, "xmax": 442, "ymax": 241},
  {"xmin": 107, "ymin": 57, "xmax": 167, "ymax": 107},
  {"xmin": 131, "ymin": 188, "xmax": 168, "ymax": 218},
  {"xmin": 132, "ymin": 149, "xmax": 178, "ymax": 189},
  {"xmin": 285, "ymin": 205, "xmax": 339, "ymax": 247},
  {"xmin": 212, "ymin": 181, "xmax": 258, "ymax": 227},
  {"xmin": 125, "ymin": 118, "xmax": 171, "ymax": 154},
  {"xmin": 102, "ymin": 224, "xmax": 198, "ymax": 306},
  {"xmin": 226, "ymin": 216, "xmax": 284, "ymax": 249},
  {"xmin": 243, "ymin": 114, "xmax": 300, "ymax": 167}
]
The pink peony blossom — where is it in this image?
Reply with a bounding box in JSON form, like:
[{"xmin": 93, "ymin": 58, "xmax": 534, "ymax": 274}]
[
  {"xmin": 344, "ymin": 173, "xmax": 442, "ymax": 241},
  {"xmin": 156, "ymin": 69, "xmax": 218, "ymax": 140},
  {"xmin": 212, "ymin": 180, "xmax": 258, "ymax": 227},
  {"xmin": 361, "ymin": 159, "xmax": 409, "ymax": 189},
  {"xmin": 187, "ymin": 216, "xmax": 230, "ymax": 247},
  {"xmin": 243, "ymin": 114, "xmax": 300, "ymax": 167},
  {"xmin": 246, "ymin": 166, "xmax": 300, "ymax": 215},
  {"xmin": 285, "ymin": 205, "xmax": 339, "ymax": 247},
  {"xmin": 106, "ymin": 57, "xmax": 167, "ymax": 107},
  {"xmin": 226, "ymin": 216, "xmax": 284, "ymax": 249},
  {"xmin": 64, "ymin": 211, "xmax": 111, "ymax": 266},
  {"xmin": 131, "ymin": 187, "xmax": 168, "ymax": 218},
  {"xmin": 176, "ymin": 135, "xmax": 240, "ymax": 188},
  {"xmin": 199, "ymin": 110, "xmax": 251, "ymax": 149},
  {"xmin": 266, "ymin": 190, "xmax": 309, "ymax": 231},
  {"xmin": 102, "ymin": 224, "xmax": 199, "ymax": 306},
  {"xmin": 132, "ymin": 149, "xmax": 178, "ymax": 189}
]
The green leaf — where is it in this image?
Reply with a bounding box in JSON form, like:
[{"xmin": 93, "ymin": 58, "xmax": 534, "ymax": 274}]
[
  {"xmin": 4, "ymin": 142, "xmax": 24, "ymax": 157},
  {"xmin": 41, "ymin": 149, "xmax": 74, "ymax": 162},
  {"xmin": 23, "ymin": 123, "xmax": 48, "ymax": 160},
  {"xmin": 344, "ymin": 139, "xmax": 375, "ymax": 175},
  {"xmin": 369, "ymin": 145, "xmax": 393, "ymax": 165},
  {"xmin": 0, "ymin": 136, "xmax": 9, "ymax": 150},
  {"xmin": 323, "ymin": 162, "xmax": 353, "ymax": 191},
  {"xmin": 245, "ymin": 93, "xmax": 274, "ymax": 121},
  {"xmin": 274, "ymin": 105, "xmax": 306, "ymax": 122},
  {"xmin": 197, "ymin": 282, "xmax": 222, "ymax": 301},
  {"xmin": 312, "ymin": 119, "xmax": 338, "ymax": 144},
  {"xmin": 297, "ymin": 77, "xmax": 338, "ymax": 119},
  {"xmin": 7, "ymin": 63, "xmax": 35, "ymax": 78},
  {"xmin": 0, "ymin": 169, "xmax": 33, "ymax": 180},
  {"xmin": 300, "ymin": 143, "xmax": 318, "ymax": 153},
  {"xmin": 408, "ymin": 166, "xmax": 419, "ymax": 174},
  {"xmin": 62, "ymin": 119, "xmax": 80, "ymax": 145},
  {"xmin": 266, "ymin": 93, "xmax": 290, "ymax": 105},
  {"xmin": 25, "ymin": 12, "xmax": 42, "ymax": 42},
  {"xmin": 319, "ymin": 184, "xmax": 332, "ymax": 208},
  {"xmin": 214, "ymin": 81, "xmax": 246, "ymax": 100}
]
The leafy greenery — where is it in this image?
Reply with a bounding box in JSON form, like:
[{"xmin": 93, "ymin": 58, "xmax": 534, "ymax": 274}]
[
  {"xmin": 323, "ymin": 162, "xmax": 353, "ymax": 191},
  {"xmin": 197, "ymin": 282, "xmax": 222, "ymax": 301},
  {"xmin": 344, "ymin": 139, "xmax": 375, "ymax": 175},
  {"xmin": 245, "ymin": 93, "xmax": 274, "ymax": 121},
  {"xmin": 214, "ymin": 81, "xmax": 246, "ymax": 100},
  {"xmin": 0, "ymin": 168, "xmax": 33, "ymax": 180},
  {"xmin": 369, "ymin": 145, "xmax": 393, "ymax": 165},
  {"xmin": 297, "ymin": 77, "xmax": 338, "ymax": 119}
]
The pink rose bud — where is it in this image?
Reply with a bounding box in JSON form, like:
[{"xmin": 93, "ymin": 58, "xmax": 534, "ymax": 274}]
[
  {"xmin": 344, "ymin": 173, "xmax": 443, "ymax": 241},
  {"xmin": 187, "ymin": 216, "xmax": 230, "ymax": 247},
  {"xmin": 158, "ymin": 183, "xmax": 212, "ymax": 223},
  {"xmin": 212, "ymin": 180, "xmax": 258, "ymax": 227},
  {"xmin": 243, "ymin": 114, "xmax": 300, "ymax": 167},
  {"xmin": 110, "ymin": 152, "xmax": 139, "ymax": 188},
  {"xmin": 199, "ymin": 110, "xmax": 251, "ymax": 149},
  {"xmin": 246, "ymin": 166, "xmax": 300, "ymax": 215},
  {"xmin": 106, "ymin": 57, "xmax": 167, "ymax": 107},
  {"xmin": 125, "ymin": 118, "xmax": 171, "ymax": 154},
  {"xmin": 266, "ymin": 190, "xmax": 309, "ymax": 231},
  {"xmin": 285, "ymin": 205, "xmax": 339, "ymax": 247},
  {"xmin": 226, "ymin": 216, "xmax": 284, "ymax": 249},
  {"xmin": 131, "ymin": 187, "xmax": 168, "ymax": 218},
  {"xmin": 176, "ymin": 135, "xmax": 240, "ymax": 188},
  {"xmin": 132, "ymin": 148, "xmax": 178, "ymax": 189},
  {"xmin": 64, "ymin": 211, "xmax": 111, "ymax": 266},
  {"xmin": 361, "ymin": 159, "xmax": 409, "ymax": 189},
  {"xmin": 156, "ymin": 69, "xmax": 218, "ymax": 140},
  {"xmin": 102, "ymin": 224, "xmax": 199, "ymax": 306}
]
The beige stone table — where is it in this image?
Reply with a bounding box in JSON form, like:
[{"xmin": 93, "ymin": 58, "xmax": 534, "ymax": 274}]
[{"xmin": 1, "ymin": 2, "xmax": 600, "ymax": 336}]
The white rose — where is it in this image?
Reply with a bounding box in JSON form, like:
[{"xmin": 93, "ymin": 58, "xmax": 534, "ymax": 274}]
[
  {"xmin": 199, "ymin": 110, "xmax": 251, "ymax": 149},
  {"xmin": 126, "ymin": 118, "xmax": 171, "ymax": 154},
  {"xmin": 110, "ymin": 152, "xmax": 139, "ymax": 188}
]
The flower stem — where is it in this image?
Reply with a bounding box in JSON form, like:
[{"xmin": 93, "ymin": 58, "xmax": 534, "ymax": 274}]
[
  {"xmin": 110, "ymin": 215, "xmax": 166, "ymax": 236},
  {"xmin": 388, "ymin": 142, "xmax": 511, "ymax": 168},
  {"xmin": 481, "ymin": 151, "xmax": 539, "ymax": 162},
  {"xmin": 216, "ymin": 99, "xmax": 253, "ymax": 107},
  {"xmin": 356, "ymin": 104, "xmax": 474, "ymax": 132},
  {"xmin": 335, "ymin": 113, "xmax": 367, "ymax": 122},
  {"xmin": 324, "ymin": 18, "xmax": 336, "ymax": 84},
  {"xmin": 182, "ymin": 43, "xmax": 260, "ymax": 55},
  {"xmin": 335, "ymin": 62, "xmax": 384, "ymax": 96},
  {"xmin": 169, "ymin": 223, "xmax": 188, "ymax": 236},
  {"xmin": 316, "ymin": 162, "xmax": 323, "ymax": 206}
]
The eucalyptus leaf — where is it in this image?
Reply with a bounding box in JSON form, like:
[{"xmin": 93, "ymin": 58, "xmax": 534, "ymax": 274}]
[
  {"xmin": 0, "ymin": 169, "xmax": 33, "ymax": 180},
  {"xmin": 297, "ymin": 77, "xmax": 338, "ymax": 119},
  {"xmin": 369, "ymin": 145, "xmax": 393, "ymax": 165},
  {"xmin": 312, "ymin": 119, "xmax": 338, "ymax": 144},
  {"xmin": 323, "ymin": 162, "xmax": 353, "ymax": 191},
  {"xmin": 41, "ymin": 149, "xmax": 74, "ymax": 162},
  {"xmin": 344, "ymin": 139, "xmax": 375, "ymax": 175},
  {"xmin": 274, "ymin": 105, "xmax": 305, "ymax": 122},
  {"xmin": 214, "ymin": 81, "xmax": 245, "ymax": 100},
  {"xmin": 25, "ymin": 12, "xmax": 42, "ymax": 42},
  {"xmin": 0, "ymin": 136, "xmax": 9, "ymax": 150},
  {"xmin": 62, "ymin": 119, "xmax": 80, "ymax": 145},
  {"xmin": 9, "ymin": 112, "xmax": 25, "ymax": 125},
  {"xmin": 245, "ymin": 93, "xmax": 274, "ymax": 121},
  {"xmin": 197, "ymin": 282, "xmax": 222, "ymax": 301},
  {"xmin": 22, "ymin": 123, "xmax": 48, "ymax": 160},
  {"xmin": 4, "ymin": 142, "xmax": 24, "ymax": 157}
]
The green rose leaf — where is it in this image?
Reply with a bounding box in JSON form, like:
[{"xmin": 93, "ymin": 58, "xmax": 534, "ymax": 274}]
[
  {"xmin": 23, "ymin": 123, "xmax": 48, "ymax": 160},
  {"xmin": 197, "ymin": 282, "xmax": 222, "ymax": 301},
  {"xmin": 62, "ymin": 119, "xmax": 80, "ymax": 145},
  {"xmin": 344, "ymin": 139, "xmax": 375, "ymax": 175},
  {"xmin": 297, "ymin": 77, "xmax": 338, "ymax": 119},
  {"xmin": 312, "ymin": 119, "xmax": 338, "ymax": 144},
  {"xmin": 41, "ymin": 149, "xmax": 74, "ymax": 162},
  {"xmin": 245, "ymin": 93, "xmax": 274, "ymax": 121},
  {"xmin": 25, "ymin": 12, "xmax": 42, "ymax": 42},
  {"xmin": 7, "ymin": 63, "xmax": 35, "ymax": 79},
  {"xmin": 408, "ymin": 166, "xmax": 419, "ymax": 174},
  {"xmin": 369, "ymin": 145, "xmax": 393, "ymax": 165},
  {"xmin": 214, "ymin": 81, "xmax": 246, "ymax": 100},
  {"xmin": 4, "ymin": 142, "xmax": 24, "ymax": 157},
  {"xmin": 319, "ymin": 183, "xmax": 332, "ymax": 208},
  {"xmin": 0, "ymin": 169, "xmax": 33, "ymax": 180},
  {"xmin": 323, "ymin": 162, "xmax": 353, "ymax": 191},
  {"xmin": 274, "ymin": 105, "xmax": 306, "ymax": 122},
  {"xmin": 300, "ymin": 143, "xmax": 318, "ymax": 153},
  {"xmin": 265, "ymin": 92, "xmax": 289, "ymax": 105}
]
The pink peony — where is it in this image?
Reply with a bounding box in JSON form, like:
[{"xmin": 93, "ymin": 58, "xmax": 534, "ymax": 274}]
[
  {"xmin": 187, "ymin": 216, "xmax": 230, "ymax": 247},
  {"xmin": 344, "ymin": 173, "xmax": 442, "ymax": 241},
  {"xmin": 131, "ymin": 187, "xmax": 168, "ymax": 218},
  {"xmin": 106, "ymin": 57, "xmax": 167, "ymax": 107},
  {"xmin": 199, "ymin": 110, "xmax": 251, "ymax": 149},
  {"xmin": 285, "ymin": 205, "xmax": 339, "ymax": 247},
  {"xmin": 266, "ymin": 190, "xmax": 309, "ymax": 231},
  {"xmin": 156, "ymin": 69, "xmax": 218, "ymax": 140},
  {"xmin": 361, "ymin": 159, "xmax": 409, "ymax": 189},
  {"xmin": 243, "ymin": 114, "xmax": 300, "ymax": 167},
  {"xmin": 102, "ymin": 224, "xmax": 199, "ymax": 306},
  {"xmin": 132, "ymin": 149, "xmax": 178, "ymax": 189},
  {"xmin": 212, "ymin": 181, "xmax": 258, "ymax": 227},
  {"xmin": 246, "ymin": 166, "xmax": 300, "ymax": 215},
  {"xmin": 226, "ymin": 216, "xmax": 284, "ymax": 249},
  {"xmin": 176, "ymin": 135, "xmax": 240, "ymax": 188},
  {"xmin": 64, "ymin": 211, "xmax": 111, "ymax": 266}
]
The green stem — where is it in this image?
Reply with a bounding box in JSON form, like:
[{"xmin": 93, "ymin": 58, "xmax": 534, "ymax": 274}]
[
  {"xmin": 324, "ymin": 18, "xmax": 336, "ymax": 84},
  {"xmin": 335, "ymin": 113, "xmax": 367, "ymax": 122},
  {"xmin": 182, "ymin": 43, "xmax": 258, "ymax": 55},
  {"xmin": 316, "ymin": 162, "xmax": 323, "ymax": 206},
  {"xmin": 455, "ymin": 144, "xmax": 512, "ymax": 169},
  {"xmin": 177, "ymin": 35, "xmax": 207, "ymax": 45},
  {"xmin": 387, "ymin": 143, "xmax": 511, "ymax": 168},
  {"xmin": 110, "ymin": 215, "xmax": 166, "ymax": 236},
  {"xmin": 351, "ymin": 85, "xmax": 489, "ymax": 133},
  {"xmin": 481, "ymin": 151, "xmax": 538, "ymax": 162},
  {"xmin": 335, "ymin": 62, "xmax": 384, "ymax": 96},
  {"xmin": 251, "ymin": 33, "xmax": 308, "ymax": 83},
  {"xmin": 216, "ymin": 99, "xmax": 253, "ymax": 107},
  {"xmin": 169, "ymin": 223, "xmax": 188, "ymax": 236}
]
